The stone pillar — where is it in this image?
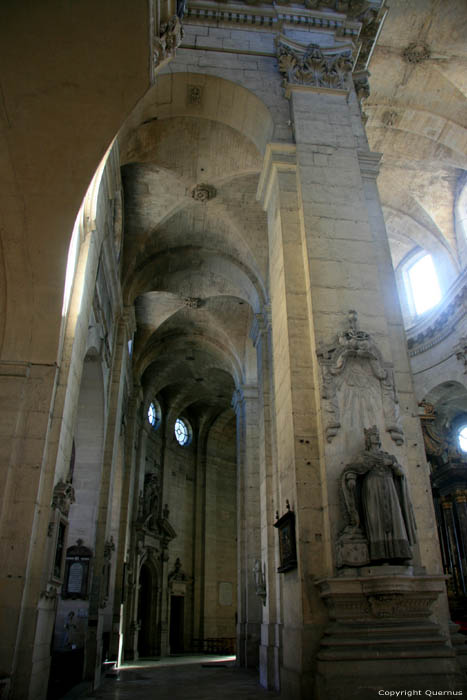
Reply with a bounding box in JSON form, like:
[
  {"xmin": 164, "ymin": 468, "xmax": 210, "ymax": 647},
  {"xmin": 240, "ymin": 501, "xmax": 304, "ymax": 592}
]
[
  {"xmin": 254, "ymin": 34, "xmax": 464, "ymax": 696},
  {"xmin": 84, "ymin": 316, "xmax": 131, "ymax": 686},
  {"xmin": 441, "ymin": 497, "xmax": 464, "ymax": 596},
  {"xmin": 250, "ymin": 309, "xmax": 281, "ymax": 690},
  {"xmin": 233, "ymin": 384, "xmax": 262, "ymax": 668},
  {"xmin": 0, "ymin": 361, "xmax": 58, "ymax": 700},
  {"xmin": 257, "ymin": 142, "xmax": 329, "ymax": 697},
  {"xmin": 192, "ymin": 429, "xmax": 207, "ymax": 646},
  {"xmin": 123, "ymin": 407, "xmax": 144, "ymax": 662}
]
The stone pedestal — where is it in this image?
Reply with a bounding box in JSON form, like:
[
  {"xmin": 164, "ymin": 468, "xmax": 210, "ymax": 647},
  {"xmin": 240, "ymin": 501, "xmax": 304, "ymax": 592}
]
[{"xmin": 314, "ymin": 573, "xmax": 466, "ymax": 699}]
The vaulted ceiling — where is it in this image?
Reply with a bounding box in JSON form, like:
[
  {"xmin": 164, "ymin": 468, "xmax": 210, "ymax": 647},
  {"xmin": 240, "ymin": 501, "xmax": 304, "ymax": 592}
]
[
  {"xmin": 118, "ymin": 0, "xmax": 467, "ymax": 424},
  {"xmin": 365, "ymin": 0, "xmax": 467, "ymax": 276}
]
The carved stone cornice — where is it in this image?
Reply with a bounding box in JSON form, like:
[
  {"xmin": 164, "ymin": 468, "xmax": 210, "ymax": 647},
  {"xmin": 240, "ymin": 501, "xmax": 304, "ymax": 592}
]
[
  {"xmin": 154, "ymin": 15, "xmax": 184, "ymax": 70},
  {"xmin": 185, "ymin": 1, "xmax": 362, "ymax": 38},
  {"xmin": 316, "ymin": 573, "xmax": 447, "ymax": 622},
  {"xmin": 276, "ymin": 36, "xmax": 354, "ymax": 91},
  {"xmin": 406, "ymin": 272, "xmax": 467, "ymax": 357}
]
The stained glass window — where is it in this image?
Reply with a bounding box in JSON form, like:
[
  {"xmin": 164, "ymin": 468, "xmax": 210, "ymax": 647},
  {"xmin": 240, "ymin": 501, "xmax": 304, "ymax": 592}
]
[
  {"xmin": 147, "ymin": 400, "xmax": 161, "ymax": 429},
  {"xmin": 175, "ymin": 418, "xmax": 191, "ymax": 446}
]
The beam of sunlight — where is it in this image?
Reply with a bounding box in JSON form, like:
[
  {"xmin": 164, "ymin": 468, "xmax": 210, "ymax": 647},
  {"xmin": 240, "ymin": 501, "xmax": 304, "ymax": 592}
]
[{"xmin": 408, "ymin": 254, "xmax": 442, "ymax": 315}]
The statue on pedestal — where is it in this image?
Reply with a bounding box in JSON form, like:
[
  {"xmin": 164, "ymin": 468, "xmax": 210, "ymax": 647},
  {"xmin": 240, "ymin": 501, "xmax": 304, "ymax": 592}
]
[
  {"xmin": 142, "ymin": 473, "xmax": 160, "ymax": 530},
  {"xmin": 337, "ymin": 425, "xmax": 417, "ymax": 568}
]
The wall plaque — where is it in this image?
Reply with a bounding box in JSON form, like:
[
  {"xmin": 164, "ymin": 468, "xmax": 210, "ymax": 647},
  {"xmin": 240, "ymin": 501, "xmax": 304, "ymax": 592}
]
[
  {"xmin": 62, "ymin": 540, "xmax": 92, "ymax": 599},
  {"xmin": 274, "ymin": 503, "xmax": 297, "ymax": 573}
]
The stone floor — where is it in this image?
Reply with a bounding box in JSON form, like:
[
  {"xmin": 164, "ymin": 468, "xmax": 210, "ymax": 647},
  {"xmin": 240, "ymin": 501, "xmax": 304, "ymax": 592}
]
[{"xmin": 85, "ymin": 656, "xmax": 280, "ymax": 700}]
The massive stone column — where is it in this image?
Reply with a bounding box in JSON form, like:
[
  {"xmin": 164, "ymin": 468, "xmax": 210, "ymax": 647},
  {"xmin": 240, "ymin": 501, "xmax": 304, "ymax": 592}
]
[
  {"xmin": 233, "ymin": 385, "xmax": 262, "ymax": 668},
  {"xmin": 256, "ymin": 32, "xmax": 466, "ymax": 698},
  {"xmin": 258, "ymin": 142, "xmax": 329, "ymax": 697},
  {"xmin": 83, "ymin": 314, "xmax": 132, "ymax": 687}
]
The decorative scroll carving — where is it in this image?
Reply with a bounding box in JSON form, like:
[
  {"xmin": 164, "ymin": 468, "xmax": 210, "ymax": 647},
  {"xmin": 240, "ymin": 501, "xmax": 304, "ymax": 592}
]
[
  {"xmin": 418, "ymin": 400, "xmax": 444, "ymax": 459},
  {"xmin": 276, "ymin": 39, "xmax": 353, "ymax": 90},
  {"xmin": 154, "ymin": 15, "xmax": 184, "ymax": 69},
  {"xmin": 336, "ymin": 426, "xmax": 417, "ymax": 568},
  {"xmin": 52, "ymin": 480, "xmax": 75, "ymax": 517},
  {"xmin": 317, "ymin": 311, "xmax": 404, "ymax": 445},
  {"xmin": 192, "ymin": 183, "xmax": 216, "ymax": 202}
]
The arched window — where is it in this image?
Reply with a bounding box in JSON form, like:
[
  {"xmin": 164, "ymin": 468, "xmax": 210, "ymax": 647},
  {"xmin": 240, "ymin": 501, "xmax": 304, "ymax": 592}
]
[
  {"xmin": 147, "ymin": 400, "xmax": 162, "ymax": 430},
  {"xmin": 458, "ymin": 425, "xmax": 467, "ymax": 453},
  {"xmin": 174, "ymin": 417, "xmax": 192, "ymax": 446},
  {"xmin": 405, "ymin": 252, "xmax": 441, "ymax": 316}
]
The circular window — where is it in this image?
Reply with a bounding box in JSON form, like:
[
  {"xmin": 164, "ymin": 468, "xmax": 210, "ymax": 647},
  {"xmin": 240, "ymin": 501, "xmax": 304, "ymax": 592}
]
[
  {"xmin": 175, "ymin": 418, "xmax": 191, "ymax": 446},
  {"xmin": 147, "ymin": 400, "xmax": 161, "ymax": 430},
  {"xmin": 458, "ymin": 426, "xmax": 467, "ymax": 453}
]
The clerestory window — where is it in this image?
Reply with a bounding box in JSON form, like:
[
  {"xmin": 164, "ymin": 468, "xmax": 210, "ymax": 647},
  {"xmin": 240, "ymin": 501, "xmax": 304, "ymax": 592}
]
[{"xmin": 405, "ymin": 253, "xmax": 442, "ymax": 316}]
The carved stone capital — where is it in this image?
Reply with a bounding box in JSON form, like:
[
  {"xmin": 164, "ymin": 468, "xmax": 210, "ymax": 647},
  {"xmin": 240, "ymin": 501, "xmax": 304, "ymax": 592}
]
[
  {"xmin": 276, "ymin": 37, "xmax": 354, "ymax": 91},
  {"xmin": 154, "ymin": 15, "xmax": 184, "ymax": 70},
  {"xmin": 249, "ymin": 307, "xmax": 271, "ymax": 347},
  {"xmin": 232, "ymin": 384, "xmax": 259, "ymax": 415}
]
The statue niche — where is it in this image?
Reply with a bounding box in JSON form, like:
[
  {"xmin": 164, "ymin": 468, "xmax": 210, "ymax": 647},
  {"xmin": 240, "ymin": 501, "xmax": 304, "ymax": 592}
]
[{"xmin": 337, "ymin": 426, "xmax": 417, "ymax": 568}]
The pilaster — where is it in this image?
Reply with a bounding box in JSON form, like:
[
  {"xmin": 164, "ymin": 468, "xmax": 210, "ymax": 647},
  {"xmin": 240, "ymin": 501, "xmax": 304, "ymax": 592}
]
[
  {"xmin": 233, "ymin": 383, "xmax": 262, "ymax": 668},
  {"xmin": 258, "ymin": 142, "xmax": 331, "ymax": 698},
  {"xmin": 251, "ymin": 309, "xmax": 281, "ymax": 690}
]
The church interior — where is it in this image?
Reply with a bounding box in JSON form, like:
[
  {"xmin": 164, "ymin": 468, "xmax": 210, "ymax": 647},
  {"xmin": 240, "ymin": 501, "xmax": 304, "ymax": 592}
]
[{"xmin": 1, "ymin": 0, "xmax": 467, "ymax": 698}]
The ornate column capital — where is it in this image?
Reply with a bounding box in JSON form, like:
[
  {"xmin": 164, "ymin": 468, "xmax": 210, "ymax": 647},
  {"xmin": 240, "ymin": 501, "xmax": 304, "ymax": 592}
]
[
  {"xmin": 232, "ymin": 384, "xmax": 259, "ymax": 414},
  {"xmin": 250, "ymin": 306, "xmax": 272, "ymax": 347},
  {"xmin": 276, "ymin": 35, "xmax": 355, "ymax": 96}
]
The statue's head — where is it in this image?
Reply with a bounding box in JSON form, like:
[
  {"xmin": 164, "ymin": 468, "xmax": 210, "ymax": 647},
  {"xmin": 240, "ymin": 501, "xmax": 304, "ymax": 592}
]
[{"xmin": 364, "ymin": 425, "xmax": 381, "ymax": 450}]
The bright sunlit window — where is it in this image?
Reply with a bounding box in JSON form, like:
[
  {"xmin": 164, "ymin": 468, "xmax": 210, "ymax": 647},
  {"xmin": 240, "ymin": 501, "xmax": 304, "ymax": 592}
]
[
  {"xmin": 459, "ymin": 426, "xmax": 467, "ymax": 453},
  {"xmin": 407, "ymin": 254, "xmax": 442, "ymax": 316}
]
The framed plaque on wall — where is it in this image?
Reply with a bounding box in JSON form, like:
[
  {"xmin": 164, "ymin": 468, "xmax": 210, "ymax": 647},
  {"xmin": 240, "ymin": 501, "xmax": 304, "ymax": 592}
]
[
  {"xmin": 274, "ymin": 506, "xmax": 297, "ymax": 573},
  {"xmin": 62, "ymin": 540, "xmax": 92, "ymax": 599}
]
